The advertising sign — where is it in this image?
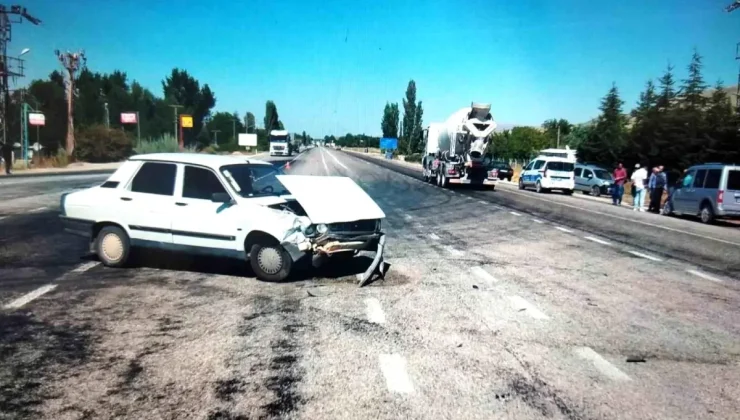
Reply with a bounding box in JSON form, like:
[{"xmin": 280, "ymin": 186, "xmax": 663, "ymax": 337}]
[
  {"xmin": 180, "ymin": 115, "xmax": 193, "ymax": 128},
  {"xmin": 380, "ymin": 137, "xmax": 398, "ymax": 150},
  {"xmin": 28, "ymin": 113, "xmax": 45, "ymax": 126},
  {"xmin": 120, "ymin": 113, "xmax": 138, "ymax": 124},
  {"xmin": 238, "ymin": 133, "xmax": 258, "ymax": 147}
]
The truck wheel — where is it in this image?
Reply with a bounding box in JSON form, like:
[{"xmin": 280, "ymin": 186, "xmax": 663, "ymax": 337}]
[
  {"xmin": 95, "ymin": 225, "xmax": 131, "ymax": 268},
  {"xmin": 436, "ymin": 172, "xmax": 442, "ymax": 187},
  {"xmin": 441, "ymin": 173, "xmax": 449, "ymax": 188},
  {"xmin": 249, "ymin": 243, "xmax": 292, "ymax": 282}
]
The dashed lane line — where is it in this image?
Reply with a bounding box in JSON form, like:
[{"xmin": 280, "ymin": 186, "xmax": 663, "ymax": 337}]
[
  {"xmin": 429, "ymin": 233, "xmax": 440, "ymax": 241},
  {"xmin": 0, "ymin": 216, "xmax": 6, "ymax": 221},
  {"xmin": 478, "ymin": 200, "xmax": 488, "ymax": 205},
  {"xmin": 403, "ymin": 214, "xmax": 413, "ymax": 221},
  {"xmin": 444, "ymin": 246, "xmax": 464, "ymax": 257},
  {"xmin": 532, "ymin": 218, "xmax": 544, "ymax": 224},
  {"xmin": 508, "ymin": 296, "xmax": 550, "ymax": 320},
  {"xmin": 510, "ymin": 211, "xmax": 522, "ymax": 216},
  {"xmin": 3, "ymin": 285, "xmax": 58, "ymax": 310},
  {"xmin": 365, "ymin": 298, "xmax": 386, "ymax": 324},
  {"xmin": 319, "ymin": 147, "xmax": 330, "ymax": 175},
  {"xmin": 378, "ymin": 354, "xmax": 415, "ymax": 394},
  {"xmin": 70, "ymin": 261, "xmax": 101, "ymax": 273},
  {"xmin": 627, "ymin": 250, "xmax": 663, "ymax": 262},
  {"xmin": 29, "ymin": 206, "xmax": 49, "ymax": 213},
  {"xmin": 584, "ymin": 236, "xmax": 611, "ymax": 246},
  {"xmin": 471, "ymin": 266, "xmax": 498, "ymax": 284},
  {"xmin": 555, "ymin": 226, "xmax": 574, "ymax": 233},
  {"xmin": 686, "ymin": 269, "xmax": 724, "ymax": 283},
  {"xmin": 574, "ymin": 347, "xmax": 632, "ymax": 382}
]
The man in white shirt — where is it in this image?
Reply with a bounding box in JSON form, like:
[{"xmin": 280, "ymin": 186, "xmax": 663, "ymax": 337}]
[{"xmin": 631, "ymin": 163, "xmax": 648, "ymax": 212}]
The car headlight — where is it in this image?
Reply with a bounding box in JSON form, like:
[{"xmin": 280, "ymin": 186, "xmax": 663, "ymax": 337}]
[{"xmin": 316, "ymin": 224, "xmax": 328, "ymax": 234}]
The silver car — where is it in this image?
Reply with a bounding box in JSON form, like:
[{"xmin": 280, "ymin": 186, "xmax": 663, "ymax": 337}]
[
  {"xmin": 574, "ymin": 164, "xmax": 613, "ymax": 197},
  {"xmin": 663, "ymin": 163, "xmax": 740, "ymax": 224}
]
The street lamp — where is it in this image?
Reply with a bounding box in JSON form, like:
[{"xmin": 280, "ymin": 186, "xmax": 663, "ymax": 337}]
[{"xmin": 20, "ymin": 48, "xmax": 30, "ymax": 56}]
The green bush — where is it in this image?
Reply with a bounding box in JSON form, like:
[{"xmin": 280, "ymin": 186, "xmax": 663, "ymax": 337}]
[
  {"xmin": 74, "ymin": 125, "xmax": 133, "ymax": 163},
  {"xmin": 134, "ymin": 134, "xmax": 179, "ymax": 154},
  {"xmin": 405, "ymin": 153, "xmax": 422, "ymax": 163}
]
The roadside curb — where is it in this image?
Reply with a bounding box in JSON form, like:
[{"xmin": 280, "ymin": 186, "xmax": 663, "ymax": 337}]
[{"xmin": 0, "ymin": 168, "xmax": 118, "ymax": 179}]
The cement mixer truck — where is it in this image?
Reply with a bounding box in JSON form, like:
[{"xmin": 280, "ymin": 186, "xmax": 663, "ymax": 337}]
[{"xmin": 421, "ymin": 103, "xmax": 500, "ymax": 189}]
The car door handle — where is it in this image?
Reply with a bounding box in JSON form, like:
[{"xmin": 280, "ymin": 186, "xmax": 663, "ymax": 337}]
[
  {"xmin": 175, "ymin": 202, "xmax": 188, "ymax": 206},
  {"xmin": 120, "ymin": 197, "xmax": 132, "ymax": 201}
]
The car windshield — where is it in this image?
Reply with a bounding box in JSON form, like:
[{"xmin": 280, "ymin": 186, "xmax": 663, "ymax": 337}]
[
  {"xmin": 594, "ymin": 169, "xmax": 613, "ymax": 180},
  {"xmin": 219, "ymin": 164, "xmax": 290, "ymax": 197},
  {"xmin": 492, "ymin": 161, "xmax": 509, "ymax": 169},
  {"xmin": 545, "ymin": 161, "xmax": 574, "ymax": 172}
]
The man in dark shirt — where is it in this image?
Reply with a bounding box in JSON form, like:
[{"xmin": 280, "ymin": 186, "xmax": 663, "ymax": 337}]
[
  {"xmin": 648, "ymin": 166, "xmax": 667, "ymax": 213},
  {"xmin": 612, "ymin": 162, "xmax": 627, "ymax": 206}
]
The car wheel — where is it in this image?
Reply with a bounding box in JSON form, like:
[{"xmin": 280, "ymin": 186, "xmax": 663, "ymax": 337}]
[
  {"xmin": 518, "ymin": 178, "xmax": 525, "ymax": 190},
  {"xmin": 700, "ymin": 203, "xmax": 715, "ymax": 224},
  {"xmin": 95, "ymin": 225, "xmax": 131, "ymax": 268},
  {"xmin": 591, "ymin": 185, "xmax": 601, "ymax": 197},
  {"xmin": 563, "ymin": 189, "xmax": 573, "ymax": 196},
  {"xmin": 249, "ymin": 243, "xmax": 293, "ymax": 282},
  {"xmin": 535, "ymin": 181, "xmax": 543, "ymax": 193}
]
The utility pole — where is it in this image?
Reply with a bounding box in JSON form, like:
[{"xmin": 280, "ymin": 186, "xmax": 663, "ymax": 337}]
[
  {"xmin": 212, "ymin": 129, "xmax": 221, "ymax": 146},
  {"xmin": 232, "ymin": 117, "xmax": 236, "ymax": 143},
  {"xmin": 56, "ymin": 49, "xmax": 86, "ymax": 157},
  {"xmin": 0, "ymin": 5, "xmax": 40, "ymax": 151},
  {"xmin": 556, "ymin": 125, "xmax": 561, "ymax": 148},
  {"xmin": 168, "ymin": 104, "xmax": 183, "ymax": 140},
  {"xmin": 726, "ymin": 1, "xmax": 740, "ymax": 110}
]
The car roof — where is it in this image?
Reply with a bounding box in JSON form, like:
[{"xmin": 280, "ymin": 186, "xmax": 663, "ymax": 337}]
[{"xmin": 129, "ymin": 153, "xmax": 272, "ymax": 169}]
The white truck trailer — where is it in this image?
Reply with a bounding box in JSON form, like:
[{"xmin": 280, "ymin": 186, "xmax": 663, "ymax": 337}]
[
  {"xmin": 269, "ymin": 130, "xmax": 292, "ymax": 157},
  {"xmin": 421, "ymin": 103, "xmax": 499, "ymax": 189}
]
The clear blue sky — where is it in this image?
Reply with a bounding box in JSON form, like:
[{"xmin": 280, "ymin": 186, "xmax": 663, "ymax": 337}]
[{"xmin": 14, "ymin": 0, "xmax": 740, "ymax": 137}]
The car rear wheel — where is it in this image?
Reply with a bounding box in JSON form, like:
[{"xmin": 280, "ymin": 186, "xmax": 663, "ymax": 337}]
[
  {"xmin": 250, "ymin": 243, "xmax": 293, "ymax": 282},
  {"xmin": 591, "ymin": 185, "xmax": 601, "ymax": 197},
  {"xmin": 535, "ymin": 181, "xmax": 543, "ymax": 193},
  {"xmin": 563, "ymin": 189, "xmax": 573, "ymax": 196},
  {"xmin": 95, "ymin": 225, "xmax": 131, "ymax": 268},
  {"xmin": 518, "ymin": 178, "xmax": 525, "ymax": 190},
  {"xmin": 700, "ymin": 203, "xmax": 715, "ymax": 224}
]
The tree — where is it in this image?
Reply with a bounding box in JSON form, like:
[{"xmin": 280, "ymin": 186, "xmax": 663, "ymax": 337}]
[
  {"xmin": 161, "ymin": 68, "xmax": 216, "ymax": 147},
  {"xmin": 704, "ymin": 81, "xmax": 739, "ymax": 163},
  {"xmin": 245, "ymin": 112, "xmax": 256, "ymax": 133},
  {"xmin": 302, "ymin": 130, "xmax": 308, "ymax": 145},
  {"xmin": 380, "ymin": 102, "xmax": 400, "ymax": 138},
  {"xmin": 264, "ymin": 100, "xmax": 279, "ymax": 132},
  {"xmin": 207, "ymin": 111, "xmax": 244, "ymax": 145},
  {"xmin": 401, "ymin": 80, "xmax": 423, "ymax": 154},
  {"xmin": 541, "ymin": 119, "xmax": 572, "ymax": 147},
  {"xmin": 656, "ymin": 65, "xmax": 677, "ymax": 111},
  {"xmin": 578, "ymin": 83, "xmax": 627, "ymax": 166}
]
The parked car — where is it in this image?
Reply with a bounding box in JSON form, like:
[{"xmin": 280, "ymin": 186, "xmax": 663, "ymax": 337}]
[
  {"xmin": 574, "ymin": 164, "xmax": 614, "ymax": 197},
  {"xmin": 518, "ymin": 154, "xmax": 575, "ymax": 195},
  {"xmin": 490, "ymin": 161, "xmax": 513, "ymax": 181},
  {"xmin": 662, "ymin": 163, "xmax": 740, "ymax": 224},
  {"xmin": 59, "ymin": 153, "xmax": 387, "ymax": 283}
]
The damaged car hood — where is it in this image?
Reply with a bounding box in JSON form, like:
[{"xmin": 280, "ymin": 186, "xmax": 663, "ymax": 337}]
[{"xmin": 275, "ymin": 175, "xmax": 386, "ymax": 224}]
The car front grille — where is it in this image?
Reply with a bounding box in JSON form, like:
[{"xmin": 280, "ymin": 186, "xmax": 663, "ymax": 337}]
[{"xmin": 327, "ymin": 219, "xmax": 379, "ymax": 233}]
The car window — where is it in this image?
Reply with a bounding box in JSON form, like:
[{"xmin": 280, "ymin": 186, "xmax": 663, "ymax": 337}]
[
  {"xmin": 594, "ymin": 169, "xmax": 612, "ymax": 180},
  {"xmin": 533, "ymin": 160, "xmax": 545, "ymax": 170},
  {"xmin": 704, "ymin": 169, "xmax": 721, "ymax": 189},
  {"xmin": 583, "ymin": 169, "xmax": 593, "ymax": 178},
  {"xmin": 681, "ymin": 170, "xmax": 696, "ymax": 188},
  {"xmin": 182, "ymin": 165, "xmax": 228, "ymax": 200},
  {"xmin": 546, "ymin": 161, "xmax": 574, "ymax": 172},
  {"xmin": 692, "ymin": 169, "xmax": 707, "ymax": 188},
  {"xmin": 524, "ymin": 162, "xmax": 533, "ymax": 171},
  {"xmin": 574, "ymin": 167, "xmax": 582, "ymax": 177},
  {"xmin": 220, "ymin": 163, "xmax": 289, "ymax": 198},
  {"xmin": 727, "ymin": 170, "xmax": 740, "ymax": 191},
  {"xmin": 130, "ymin": 162, "xmax": 176, "ymax": 196}
]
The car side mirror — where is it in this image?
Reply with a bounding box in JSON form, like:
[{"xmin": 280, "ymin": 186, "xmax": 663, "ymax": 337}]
[
  {"xmin": 211, "ymin": 192, "xmax": 233, "ymax": 204},
  {"xmin": 587, "ymin": 174, "xmax": 593, "ymax": 179}
]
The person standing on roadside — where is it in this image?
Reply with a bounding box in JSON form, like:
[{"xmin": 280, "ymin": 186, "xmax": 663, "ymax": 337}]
[
  {"xmin": 631, "ymin": 163, "xmax": 647, "ymax": 212},
  {"xmin": 1, "ymin": 141, "xmax": 13, "ymax": 175},
  {"xmin": 612, "ymin": 162, "xmax": 627, "ymax": 206},
  {"xmin": 648, "ymin": 166, "xmax": 667, "ymax": 213}
]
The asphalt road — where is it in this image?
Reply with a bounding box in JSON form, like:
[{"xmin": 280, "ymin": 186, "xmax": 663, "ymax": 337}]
[{"xmin": 1, "ymin": 147, "xmax": 738, "ymax": 420}]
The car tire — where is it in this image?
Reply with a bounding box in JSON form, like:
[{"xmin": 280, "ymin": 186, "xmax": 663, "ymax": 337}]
[
  {"xmin": 563, "ymin": 189, "xmax": 573, "ymax": 196},
  {"xmin": 518, "ymin": 178, "xmax": 525, "ymax": 190},
  {"xmin": 249, "ymin": 243, "xmax": 293, "ymax": 282},
  {"xmin": 591, "ymin": 186, "xmax": 601, "ymax": 197},
  {"xmin": 535, "ymin": 181, "xmax": 543, "ymax": 193},
  {"xmin": 700, "ymin": 203, "xmax": 715, "ymax": 224},
  {"xmin": 95, "ymin": 225, "xmax": 131, "ymax": 268}
]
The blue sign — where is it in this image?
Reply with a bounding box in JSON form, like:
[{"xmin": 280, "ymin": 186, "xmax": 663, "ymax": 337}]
[{"xmin": 380, "ymin": 137, "xmax": 398, "ymax": 150}]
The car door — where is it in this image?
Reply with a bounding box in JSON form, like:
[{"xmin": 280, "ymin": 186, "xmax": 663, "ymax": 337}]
[
  {"xmin": 722, "ymin": 167, "xmax": 740, "ymax": 214},
  {"xmin": 170, "ymin": 164, "xmax": 242, "ymax": 251},
  {"xmin": 520, "ymin": 161, "xmax": 534, "ymax": 185},
  {"xmin": 121, "ymin": 161, "xmax": 176, "ymax": 244},
  {"xmin": 582, "ymin": 168, "xmax": 594, "ymax": 190},
  {"xmin": 672, "ymin": 169, "xmax": 698, "ymax": 213},
  {"xmin": 574, "ymin": 167, "xmax": 584, "ymax": 191},
  {"xmin": 531, "ymin": 160, "xmax": 545, "ymax": 185}
]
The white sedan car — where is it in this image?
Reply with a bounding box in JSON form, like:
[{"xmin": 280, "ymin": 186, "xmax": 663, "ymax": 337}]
[{"xmin": 59, "ymin": 153, "xmax": 387, "ymax": 285}]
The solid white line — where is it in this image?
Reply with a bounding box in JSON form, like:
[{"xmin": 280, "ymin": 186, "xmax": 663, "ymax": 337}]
[
  {"xmin": 555, "ymin": 226, "xmax": 573, "ymax": 233},
  {"xmin": 686, "ymin": 269, "xmax": 724, "ymax": 283},
  {"xmin": 365, "ymin": 298, "xmax": 386, "ymax": 324},
  {"xmin": 325, "ymin": 149, "xmax": 349, "ymax": 170},
  {"xmin": 508, "ymin": 295, "xmax": 550, "ymax": 320},
  {"xmin": 319, "ymin": 147, "xmax": 330, "ymax": 175},
  {"xmin": 29, "ymin": 207, "xmax": 49, "ymax": 213},
  {"xmin": 444, "ymin": 246, "xmax": 464, "ymax": 257},
  {"xmin": 70, "ymin": 261, "xmax": 100, "ymax": 273},
  {"xmin": 532, "ymin": 219, "xmax": 544, "ymax": 224},
  {"xmin": 378, "ymin": 354, "xmax": 415, "ymax": 394},
  {"xmin": 429, "ymin": 233, "xmax": 440, "ymax": 240},
  {"xmin": 471, "ymin": 266, "xmax": 498, "ymax": 284},
  {"xmin": 585, "ymin": 236, "xmax": 611, "ymax": 246},
  {"xmin": 574, "ymin": 347, "xmax": 632, "ymax": 381},
  {"xmin": 627, "ymin": 250, "xmax": 663, "ymax": 262},
  {"xmin": 3, "ymin": 284, "xmax": 57, "ymax": 310},
  {"xmin": 497, "ymin": 185, "xmax": 740, "ymax": 248},
  {"xmin": 510, "ymin": 211, "xmax": 522, "ymax": 216}
]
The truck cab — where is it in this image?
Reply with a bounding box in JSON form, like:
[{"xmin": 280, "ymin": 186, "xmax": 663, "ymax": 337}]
[{"xmin": 269, "ymin": 130, "xmax": 292, "ymax": 157}]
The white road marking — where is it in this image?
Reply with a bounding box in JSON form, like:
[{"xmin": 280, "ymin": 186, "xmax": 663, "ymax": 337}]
[
  {"xmin": 555, "ymin": 226, "xmax": 573, "ymax": 233},
  {"xmin": 444, "ymin": 246, "xmax": 464, "ymax": 257},
  {"xmin": 510, "ymin": 211, "xmax": 522, "ymax": 216},
  {"xmin": 478, "ymin": 200, "xmax": 488, "ymax": 205},
  {"xmin": 0, "ymin": 216, "xmax": 6, "ymax": 221},
  {"xmin": 319, "ymin": 147, "xmax": 330, "ymax": 175},
  {"xmin": 497, "ymin": 185, "xmax": 740, "ymax": 247},
  {"xmin": 627, "ymin": 250, "xmax": 663, "ymax": 262},
  {"xmin": 429, "ymin": 233, "xmax": 440, "ymax": 240},
  {"xmin": 532, "ymin": 218, "xmax": 544, "ymax": 224},
  {"xmin": 29, "ymin": 206, "xmax": 49, "ymax": 213},
  {"xmin": 574, "ymin": 347, "xmax": 632, "ymax": 381},
  {"xmin": 585, "ymin": 236, "xmax": 611, "ymax": 246},
  {"xmin": 365, "ymin": 298, "xmax": 386, "ymax": 324},
  {"xmin": 686, "ymin": 269, "xmax": 724, "ymax": 283},
  {"xmin": 471, "ymin": 266, "xmax": 498, "ymax": 284},
  {"xmin": 414, "ymin": 223, "xmax": 425, "ymax": 229},
  {"xmin": 403, "ymin": 214, "xmax": 413, "ymax": 221},
  {"xmin": 492, "ymin": 205, "xmax": 504, "ymax": 210},
  {"xmin": 508, "ymin": 296, "xmax": 550, "ymax": 320},
  {"xmin": 70, "ymin": 261, "xmax": 100, "ymax": 273},
  {"xmin": 378, "ymin": 354, "xmax": 415, "ymax": 394},
  {"xmin": 325, "ymin": 149, "xmax": 349, "ymax": 170},
  {"xmin": 3, "ymin": 284, "xmax": 58, "ymax": 310}
]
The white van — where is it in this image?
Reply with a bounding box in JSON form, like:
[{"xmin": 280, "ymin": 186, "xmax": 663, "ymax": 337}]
[{"xmin": 518, "ymin": 148, "xmax": 576, "ymax": 195}]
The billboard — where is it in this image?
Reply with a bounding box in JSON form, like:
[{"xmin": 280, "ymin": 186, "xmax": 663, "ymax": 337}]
[
  {"xmin": 380, "ymin": 137, "xmax": 398, "ymax": 150},
  {"xmin": 180, "ymin": 115, "xmax": 193, "ymax": 128},
  {"xmin": 28, "ymin": 113, "xmax": 45, "ymax": 126},
  {"xmin": 120, "ymin": 112, "xmax": 137, "ymax": 124},
  {"xmin": 238, "ymin": 133, "xmax": 258, "ymax": 147}
]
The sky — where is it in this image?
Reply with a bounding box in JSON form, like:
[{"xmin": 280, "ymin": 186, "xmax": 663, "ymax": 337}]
[{"xmin": 12, "ymin": 0, "xmax": 740, "ymax": 137}]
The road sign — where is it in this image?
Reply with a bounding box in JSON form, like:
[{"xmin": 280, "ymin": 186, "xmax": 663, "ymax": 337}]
[
  {"xmin": 120, "ymin": 112, "xmax": 137, "ymax": 124},
  {"xmin": 28, "ymin": 113, "xmax": 45, "ymax": 126},
  {"xmin": 238, "ymin": 133, "xmax": 257, "ymax": 147},
  {"xmin": 180, "ymin": 115, "xmax": 193, "ymax": 128},
  {"xmin": 380, "ymin": 137, "xmax": 398, "ymax": 150}
]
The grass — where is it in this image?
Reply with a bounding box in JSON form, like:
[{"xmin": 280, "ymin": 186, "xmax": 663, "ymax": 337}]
[{"xmin": 133, "ymin": 134, "xmax": 198, "ymax": 154}]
